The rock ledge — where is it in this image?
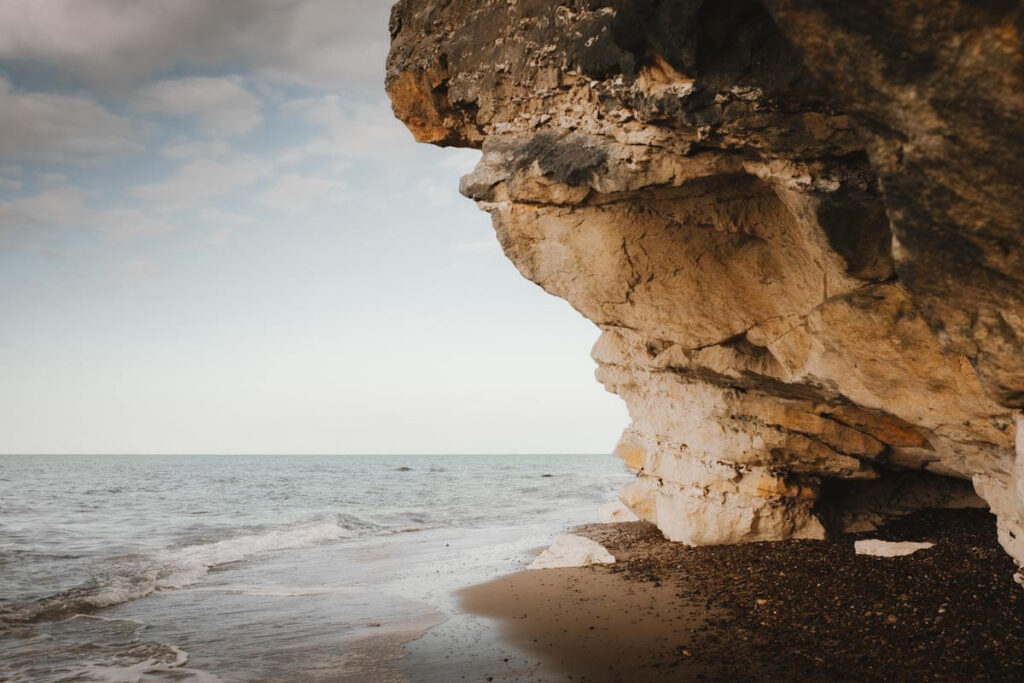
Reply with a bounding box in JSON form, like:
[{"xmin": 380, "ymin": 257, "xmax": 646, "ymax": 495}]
[{"xmin": 387, "ymin": 0, "xmax": 1024, "ymax": 568}]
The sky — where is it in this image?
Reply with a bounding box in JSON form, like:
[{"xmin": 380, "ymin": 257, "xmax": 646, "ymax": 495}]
[{"xmin": 0, "ymin": 0, "xmax": 628, "ymax": 454}]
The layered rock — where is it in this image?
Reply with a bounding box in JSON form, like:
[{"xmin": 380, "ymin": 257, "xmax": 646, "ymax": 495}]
[{"xmin": 386, "ymin": 0, "xmax": 1024, "ymax": 567}]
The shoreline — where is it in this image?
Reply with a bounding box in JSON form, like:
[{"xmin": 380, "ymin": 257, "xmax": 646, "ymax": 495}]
[{"xmin": 409, "ymin": 509, "xmax": 1024, "ymax": 682}]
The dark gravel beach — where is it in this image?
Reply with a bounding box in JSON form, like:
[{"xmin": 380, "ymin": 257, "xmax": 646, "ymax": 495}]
[{"xmin": 460, "ymin": 510, "xmax": 1024, "ymax": 682}]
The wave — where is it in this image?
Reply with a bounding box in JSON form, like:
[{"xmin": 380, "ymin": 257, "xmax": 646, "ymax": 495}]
[
  {"xmin": 72, "ymin": 643, "xmax": 222, "ymax": 683},
  {"xmin": 226, "ymin": 585, "xmax": 367, "ymax": 597},
  {"xmin": 0, "ymin": 519, "xmax": 356, "ymax": 625}
]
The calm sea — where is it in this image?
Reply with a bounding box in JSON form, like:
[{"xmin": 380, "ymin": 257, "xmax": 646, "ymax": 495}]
[{"xmin": 0, "ymin": 454, "xmax": 631, "ymax": 681}]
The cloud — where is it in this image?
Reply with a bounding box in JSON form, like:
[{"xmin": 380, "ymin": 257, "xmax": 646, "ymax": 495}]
[
  {"xmin": 278, "ymin": 95, "xmax": 416, "ymax": 165},
  {"xmin": 94, "ymin": 209, "xmax": 174, "ymax": 242},
  {"xmin": 132, "ymin": 156, "xmax": 273, "ymax": 211},
  {"xmin": 0, "ymin": 75, "xmax": 138, "ymax": 163},
  {"xmin": 250, "ymin": 0, "xmax": 392, "ymax": 89},
  {"xmin": 136, "ymin": 76, "xmax": 262, "ymax": 136},
  {"xmin": 0, "ymin": 178, "xmax": 22, "ymax": 191},
  {"xmin": 160, "ymin": 139, "xmax": 233, "ymax": 161},
  {"xmin": 258, "ymin": 174, "xmax": 349, "ymax": 213},
  {"xmin": 0, "ymin": 185, "xmax": 91, "ymax": 230},
  {"xmin": 0, "ymin": 184, "xmax": 173, "ymax": 248},
  {"xmin": 197, "ymin": 208, "xmax": 256, "ymax": 246},
  {"xmin": 0, "ymin": 1, "xmax": 393, "ymax": 92}
]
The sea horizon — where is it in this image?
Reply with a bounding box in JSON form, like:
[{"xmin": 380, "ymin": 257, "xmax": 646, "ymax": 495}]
[{"xmin": 0, "ymin": 452, "xmax": 632, "ymax": 681}]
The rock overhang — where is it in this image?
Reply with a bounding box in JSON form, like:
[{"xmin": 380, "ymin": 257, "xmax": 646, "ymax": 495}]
[{"xmin": 386, "ymin": 0, "xmax": 1024, "ymax": 574}]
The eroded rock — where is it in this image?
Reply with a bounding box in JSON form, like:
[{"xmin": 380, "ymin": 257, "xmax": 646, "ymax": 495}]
[
  {"xmin": 387, "ymin": 0, "xmax": 1024, "ymax": 566},
  {"xmin": 597, "ymin": 500, "xmax": 641, "ymax": 523},
  {"xmin": 854, "ymin": 540, "xmax": 935, "ymax": 558},
  {"xmin": 529, "ymin": 534, "xmax": 616, "ymax": 569}
]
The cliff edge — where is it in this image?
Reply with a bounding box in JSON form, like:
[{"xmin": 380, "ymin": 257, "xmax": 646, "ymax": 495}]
[{"xmin": 386, "ymin": 0, "xmax": 1024, "ymax": 570}]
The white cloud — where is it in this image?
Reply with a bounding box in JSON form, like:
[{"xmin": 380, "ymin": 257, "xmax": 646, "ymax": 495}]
[
  {"xmin": 94, "ymin": 208, "xmax": 174, "ymax": 242},
  {"xmin": 278, "ymin": 95, "xmax": 417, "ymax": 165},
  {"xmin": 250, "ymin": 0, "xmax": 391, "ymax": 89},
  {"xmin": 258, "ymin": 174, "xmax": 349, "ymax": 213},
  {"xmin": 160, "ymin": 139, "xmax": 233, "ymax": 161},
  {"xmin": 0, "ymin": 185, "xmax": 91, "ymax": 229},
  {"xmin": 0, "ymin": 185, "xmax": 172, "ymax": 248},
  {"xmin": 0, "ymin": 75, "xmax": 138, "ymax": 163},
  {"xmin": 132, "ymin": 156, "xmax": 273, "ymax": 211},
  {"xmin": 136, "ymin": 76, "xmax": 262, "ymax": 136},
  {"xmin": 0, "ymin": 178, "xmax": 22, "ymax": 191},
  {"xmin": 0, "ymin": 1, "xmax": 393, "ymax": 91},
  {"xmin": 197, "ymin": 208, "xmax": 256, "ymax": 246}
]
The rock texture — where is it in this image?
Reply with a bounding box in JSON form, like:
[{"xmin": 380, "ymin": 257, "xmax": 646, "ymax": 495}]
[
  {"xmin": 853, "ymin": 539, "xmax": 935, "ymax": 558},
  {"xmin": 529, "ymin": 534, "xmax": 616, "ymax": 569},
  {"xmin": 597, "ymin": 499, "xmax": 641, "ymax": 523},
  {"xmin": 386, "ymin": 1, "xmax": 1024, "ymax": 568}
]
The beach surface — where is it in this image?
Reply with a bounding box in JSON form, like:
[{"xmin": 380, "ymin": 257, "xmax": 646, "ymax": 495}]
[{"xmin": 439, "ymin": 510, "xmax": 1024, "ymax": 682}]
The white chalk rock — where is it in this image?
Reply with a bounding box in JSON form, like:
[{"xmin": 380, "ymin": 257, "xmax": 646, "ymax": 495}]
[
  {"xmin": 529, "ymin": 534, "xmax": 615, "ymax": 570},
  {"xmin": 597, "ymin": 500, "xmax": 640, "ymax": 523},
  {"xmin": 854, "ymin": 539, "xmax": 935, "ymax": 557}
]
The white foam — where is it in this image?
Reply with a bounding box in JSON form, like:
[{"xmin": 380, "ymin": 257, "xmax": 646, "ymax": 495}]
[
  {"xmin": 229, "ymin": 585, "xmax": 367, "ymax": 597},
  {"xmin": 3, "ymin": 521, "xmax": 355, "ymax": 623},
  {"xmin": 153, "ymin": 521, "xmax": 355, "ymax": 589},
  {"xmin": 57, "ymin": 614, "xmax": 147, "ymax": 626},
  {"xmin": 73, "ymin": 644, "xmax": 222, "ymax": 683}
]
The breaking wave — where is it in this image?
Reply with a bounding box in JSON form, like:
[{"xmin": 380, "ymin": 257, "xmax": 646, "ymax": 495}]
[{"xmin": 0, "ymin": 517, "xmax": 360, "ymax": 625}]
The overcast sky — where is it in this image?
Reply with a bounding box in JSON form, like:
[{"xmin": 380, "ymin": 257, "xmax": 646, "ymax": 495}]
[{"xmin": 0, "ymin": 0, "xmax": 627, "ymax": 454}]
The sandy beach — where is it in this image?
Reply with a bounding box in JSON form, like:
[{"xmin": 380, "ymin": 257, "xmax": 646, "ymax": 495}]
[{"xmin": 449, "ymin": 510, "xmax": 1024, "ymax": 682}]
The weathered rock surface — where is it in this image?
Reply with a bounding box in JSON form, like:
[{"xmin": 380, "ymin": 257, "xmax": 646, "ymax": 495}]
[
  {"xmin": 854, "ymin": 539, "xmax": 935, "ymax": 558},
  {"xmin": 387, "ymin": 0, "xmax": 1024, "ymax": 567},
  {"xmin": 597, "ymin": 499, "xmax": 641, "ymax": 523},
  {"xmin": 529, "ymin": 534, "xmax": 616, "ymax": 569}
]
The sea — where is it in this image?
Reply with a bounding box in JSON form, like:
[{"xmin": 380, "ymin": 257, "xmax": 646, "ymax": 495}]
[{"xmin": 0, "ymin": 454, "xmax": 632, "ymax": 682}]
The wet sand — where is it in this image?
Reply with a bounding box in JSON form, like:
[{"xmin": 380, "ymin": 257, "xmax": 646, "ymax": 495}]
[
  {"xmin": 452, "ymin": 510, "xmax": 1024, "ymax": 682},
  {"xmin": 459, "ymin": 562, "xmax": 714, "ymax": 681}
]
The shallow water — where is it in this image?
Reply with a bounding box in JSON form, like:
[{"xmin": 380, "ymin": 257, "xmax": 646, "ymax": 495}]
[{"xmin": 0, "ymin": 454, "xmax": 631, "ymax": 681}]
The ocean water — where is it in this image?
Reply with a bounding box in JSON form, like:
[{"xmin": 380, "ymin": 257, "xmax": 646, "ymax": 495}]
[{"xmin": 0, "ymin": 454, "xmax": 631, "ymax": 681}]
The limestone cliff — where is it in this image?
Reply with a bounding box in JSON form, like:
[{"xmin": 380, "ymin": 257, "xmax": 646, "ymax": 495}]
[{"xmin": 386, "ymin": 0, "xmax": 1024, "ymax": 569}]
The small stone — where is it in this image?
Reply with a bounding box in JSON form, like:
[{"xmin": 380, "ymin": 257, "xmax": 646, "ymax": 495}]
[{"xmin": 854, "ymin": 540, "xmax": 935, "ymax": 557}]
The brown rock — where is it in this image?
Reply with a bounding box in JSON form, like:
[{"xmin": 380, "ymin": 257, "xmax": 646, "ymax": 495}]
[{"xmin": 387, "ymin": 0, "xmax": 1024, "ymax": 566}]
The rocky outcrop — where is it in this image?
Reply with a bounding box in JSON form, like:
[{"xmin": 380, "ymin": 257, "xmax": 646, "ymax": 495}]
[{"xmin": 386, "ymin": 1, "xmax": 1024, "ymax": 569}]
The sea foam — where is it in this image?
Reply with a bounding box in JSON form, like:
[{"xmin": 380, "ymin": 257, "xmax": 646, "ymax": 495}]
[{"xmin": 1, "ymin": 519, "xmax": 355, "ymax": 625}]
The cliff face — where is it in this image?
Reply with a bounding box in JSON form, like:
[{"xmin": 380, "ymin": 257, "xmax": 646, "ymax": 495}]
[{"xmin": 386, "ymin": 0, "xmax": 1024, "ymax": 568}]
